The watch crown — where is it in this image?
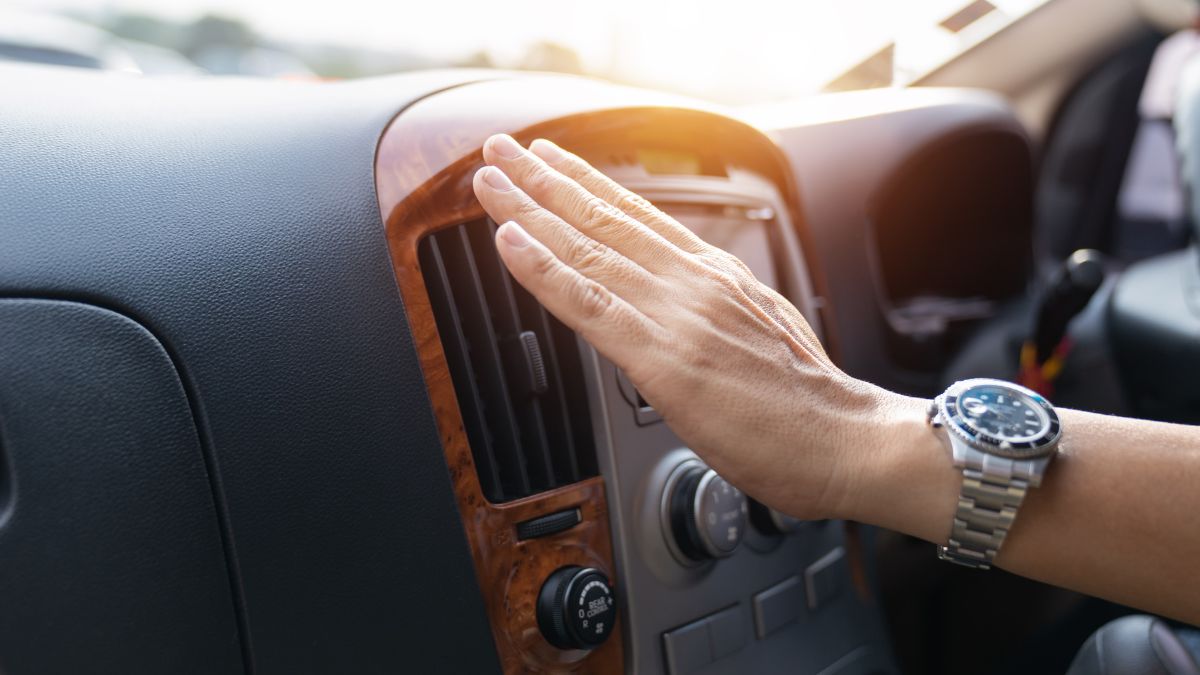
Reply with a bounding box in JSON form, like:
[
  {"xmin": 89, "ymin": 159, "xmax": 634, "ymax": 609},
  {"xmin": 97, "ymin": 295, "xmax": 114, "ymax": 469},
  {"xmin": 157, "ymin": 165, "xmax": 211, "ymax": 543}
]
[{"xmin": 926, "ymin": 399, "xmax": 942, "ymax": 426}]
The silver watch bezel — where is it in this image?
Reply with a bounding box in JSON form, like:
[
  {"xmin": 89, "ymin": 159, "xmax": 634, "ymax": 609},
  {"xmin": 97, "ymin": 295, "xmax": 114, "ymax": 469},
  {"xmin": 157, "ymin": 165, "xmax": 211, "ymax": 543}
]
[{"xmin": 936, "ymin": 378, "xmax": 1061, "ymax": 460}]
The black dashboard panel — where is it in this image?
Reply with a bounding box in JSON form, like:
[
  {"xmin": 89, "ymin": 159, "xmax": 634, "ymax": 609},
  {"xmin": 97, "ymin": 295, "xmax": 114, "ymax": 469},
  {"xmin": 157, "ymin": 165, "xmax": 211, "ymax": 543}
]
[
  {"xmin": 0, "ymin": 298, "xmax": 242, "ymax": 675},
  {"xmin": 869, "ymin": 129, "xmax": 1033, "ymax": 305},
  {"xmin": 868, "ymin": 129, "xmax": 1033, "ymax": 371},
  {"xmin": 754, "ymin": 88, "xmax": 1034, "ymax": 393},
  {"xmin": 0, "ymin": 64, "xmax": 502, "ymax": 674}
]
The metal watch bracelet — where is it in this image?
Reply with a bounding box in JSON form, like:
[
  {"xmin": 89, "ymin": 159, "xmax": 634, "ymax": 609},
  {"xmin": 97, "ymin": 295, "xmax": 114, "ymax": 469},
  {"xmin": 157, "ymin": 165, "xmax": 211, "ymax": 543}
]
[
  {"xmin": 930, "ymin": 402, "xmax": 1044, "ymax": 570},
  {"xmin": 938, "ymin": 463, "xmax": 1030, "ymax": 569}
]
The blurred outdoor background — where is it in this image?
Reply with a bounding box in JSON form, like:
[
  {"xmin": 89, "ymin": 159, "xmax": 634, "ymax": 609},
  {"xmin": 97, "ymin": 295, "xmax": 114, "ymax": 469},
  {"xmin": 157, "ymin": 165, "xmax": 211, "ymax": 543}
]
[{"xmin": 5, "ymin": 0, "xmax": 1048, "ymax": 103}]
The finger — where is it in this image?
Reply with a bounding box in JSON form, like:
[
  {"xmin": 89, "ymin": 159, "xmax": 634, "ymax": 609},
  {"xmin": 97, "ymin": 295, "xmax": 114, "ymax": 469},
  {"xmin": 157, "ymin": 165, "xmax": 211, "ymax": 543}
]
[
  {"xmin": 493, "ymin": 220, "xmax": 660, "ymax": 370},
  {"xmin": 528, "ymin": 138, "xmax": 711, "ymax": 255},
  {"xmin": 473, "ymin": 165, "xmax": 666, "ymax": 304},
  {"xmin": 482, "ymin": 134, "xmax": 687, "ymax": 274}
]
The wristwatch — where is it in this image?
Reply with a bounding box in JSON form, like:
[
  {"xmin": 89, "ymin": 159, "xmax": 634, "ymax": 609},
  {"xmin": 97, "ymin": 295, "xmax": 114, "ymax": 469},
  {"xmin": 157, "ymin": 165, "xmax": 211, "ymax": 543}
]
[{"xmin": 927, "ymin": 378, "xmax": 1062, "ymax": 570}]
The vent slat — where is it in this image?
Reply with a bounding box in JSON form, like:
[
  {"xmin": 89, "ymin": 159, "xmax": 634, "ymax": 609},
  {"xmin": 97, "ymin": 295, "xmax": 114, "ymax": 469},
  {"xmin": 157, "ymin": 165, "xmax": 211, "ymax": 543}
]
[
  {"xmin": 548, "ymin": 313, "xmax": 598, "ymax": 478},
  {"xmin": 466, "ymin": 221, "xmax": 556, "ymax": 492},
  {"xmin": 419, "ymin": 219, "xmax": 599, "ymax": 503},
  {"xmin": 419, "ymin": 237, "xmax": 505, "ymax": 500},
  {"xmin": 435, "ymin": 226, "xmax": 531, "ymax": 498}
]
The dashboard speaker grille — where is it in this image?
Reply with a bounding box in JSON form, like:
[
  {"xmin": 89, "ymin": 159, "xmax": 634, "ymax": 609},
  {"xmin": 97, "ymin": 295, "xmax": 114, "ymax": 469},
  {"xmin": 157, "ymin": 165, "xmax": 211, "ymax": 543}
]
[{"xmin": 419, "ymin": 219, "xmax": 598, "ymax": 502}]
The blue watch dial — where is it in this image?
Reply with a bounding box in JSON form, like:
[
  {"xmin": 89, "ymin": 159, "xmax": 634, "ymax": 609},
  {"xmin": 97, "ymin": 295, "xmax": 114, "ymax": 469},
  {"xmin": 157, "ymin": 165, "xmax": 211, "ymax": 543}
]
[{"xmin": 957, "ymin": 384, "xmax": 1050, "ymax": 443}]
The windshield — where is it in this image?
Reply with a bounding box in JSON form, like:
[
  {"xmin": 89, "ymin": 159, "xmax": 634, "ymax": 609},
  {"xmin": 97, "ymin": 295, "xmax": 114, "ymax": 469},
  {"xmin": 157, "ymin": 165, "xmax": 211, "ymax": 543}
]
[{"xmin": 15, "ymin": 0, "xmax": 1050, "ymax": 103}]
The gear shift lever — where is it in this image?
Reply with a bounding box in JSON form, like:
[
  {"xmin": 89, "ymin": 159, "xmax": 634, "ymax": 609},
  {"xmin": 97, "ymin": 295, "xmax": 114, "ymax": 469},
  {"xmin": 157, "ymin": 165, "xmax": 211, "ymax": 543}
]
[{"xmin": 1019, "ymin": 249, "xmax": 1106, "ymax": 394}]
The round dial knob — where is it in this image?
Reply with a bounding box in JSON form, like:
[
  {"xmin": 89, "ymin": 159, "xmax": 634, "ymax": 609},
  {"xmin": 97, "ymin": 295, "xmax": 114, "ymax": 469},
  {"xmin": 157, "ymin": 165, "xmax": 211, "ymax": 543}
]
[
  {"xmin": 668, "ymin": 465, "xmax": 749, "ymax": 561},
  {"xmin": 536, "ymin": 566, "xmax": 617, "ymax": 650}
]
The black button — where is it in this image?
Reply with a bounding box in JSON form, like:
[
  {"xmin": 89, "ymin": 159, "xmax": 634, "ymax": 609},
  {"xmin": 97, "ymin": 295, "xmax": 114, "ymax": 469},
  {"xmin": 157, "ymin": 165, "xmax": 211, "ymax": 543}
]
[
  {"xmin": 707, "ymin": 604, "xmax": 747, "ymax": 660},
  {"xmin": 752, "ymin": 575, "xmax": 804, "ymax": 638},
  {"xmin": 805, "ymin": 547, "xmax": 847, "ymax": 610},
  {"xmin": 662, "ymin": 618, "xmax": 711, "ymax": 675}
]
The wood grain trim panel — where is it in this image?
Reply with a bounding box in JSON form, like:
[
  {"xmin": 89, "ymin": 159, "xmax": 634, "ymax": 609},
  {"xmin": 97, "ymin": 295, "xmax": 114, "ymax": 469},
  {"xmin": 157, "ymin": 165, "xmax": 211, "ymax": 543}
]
[{"xmin": 375, "ymin": 80, "xmax": 635, "ymax": 675}]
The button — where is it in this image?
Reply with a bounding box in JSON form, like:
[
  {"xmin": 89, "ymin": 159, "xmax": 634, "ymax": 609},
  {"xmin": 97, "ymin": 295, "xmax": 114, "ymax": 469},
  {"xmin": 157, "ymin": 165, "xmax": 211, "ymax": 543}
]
[
  {"xmin": 752, "ymin": 576, "xmax": 804, "ymax": 638},
  {"xmin": 515, "ymin": 507, "xmax": 581, "ymax": 540},
  {"xmin": 662, "ymin": 618, "xmax": 711, "ymax": 675},
  {"xmin": 805, "ymin": 546, "xmax": 847, "ymax": 610},
  {"xmin": 707, "ymin": 604, "xmax": 747, "ymax": 660}
]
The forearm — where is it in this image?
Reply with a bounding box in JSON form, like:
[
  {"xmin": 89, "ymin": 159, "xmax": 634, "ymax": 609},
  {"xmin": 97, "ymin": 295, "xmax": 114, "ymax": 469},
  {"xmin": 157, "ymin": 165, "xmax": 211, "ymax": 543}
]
[{"xmin": 849, "ymin": 396, "xmax": 1200, "ymax": 625}]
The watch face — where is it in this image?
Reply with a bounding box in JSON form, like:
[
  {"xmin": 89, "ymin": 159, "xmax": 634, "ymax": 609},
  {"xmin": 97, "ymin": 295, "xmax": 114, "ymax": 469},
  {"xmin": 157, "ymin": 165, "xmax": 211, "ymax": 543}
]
[
  {"xmin": 941, "ymin": 379, "xmax": 1060, "ymax": 458},
  {"xmin": 958, "ymin": 384, "xmax": 1048, "ymax": 442}
]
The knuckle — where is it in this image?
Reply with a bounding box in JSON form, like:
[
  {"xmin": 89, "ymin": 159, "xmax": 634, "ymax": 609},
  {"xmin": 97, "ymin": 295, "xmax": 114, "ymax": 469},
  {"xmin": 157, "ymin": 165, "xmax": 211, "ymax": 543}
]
[
  {"xmin": 523, "ymin": 165, "xmax": 558, "ymax": 196},
  {"xmin": 729, "ymin": 256, "xmax": 756, "ymax": 278},
  {"xmin": 580, "ymin": 197, "xmax": 623, "ymax": 233},
  {"xmin": 575, "ymin": 279, "xmax": 613, "ymax": 320},
  {"xmin": 512, "ymin": 196, "xmax": 546, "ymax": 222},
  {"xmin": 621, "ymin": 190, "xmax": 656, "ymax": 212},
  {"xmin": 702, "ymin": 248, "xmax": 740, "ymax": 271},
  {"xmin": 530, "ymin": 249, "xmax": 559, "ymax": 279},
  {"xmin": 570, "ymin": 236, "xmax": 613, "ymax": 273},
  {"xmin": 702, "ymin": 250, "xmax": 756, "ymax": 287},
  {"xmin": 700, "ymin": 261, "xmax": 741, "ymax": 292}
]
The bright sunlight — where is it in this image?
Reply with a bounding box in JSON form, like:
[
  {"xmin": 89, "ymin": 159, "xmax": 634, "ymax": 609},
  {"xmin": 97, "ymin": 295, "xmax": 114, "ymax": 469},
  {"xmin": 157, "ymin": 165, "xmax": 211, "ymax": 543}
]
[{"xmin": 16, "ymin": 0, "xmax": 1050, "ymax": 102}]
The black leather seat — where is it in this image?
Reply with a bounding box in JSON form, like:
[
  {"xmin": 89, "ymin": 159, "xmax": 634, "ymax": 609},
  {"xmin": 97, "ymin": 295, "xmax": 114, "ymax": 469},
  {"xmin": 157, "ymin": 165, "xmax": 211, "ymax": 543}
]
[{"xmin": 1066, "ymin": 616, "xmax": 1200, "ymax": 675}]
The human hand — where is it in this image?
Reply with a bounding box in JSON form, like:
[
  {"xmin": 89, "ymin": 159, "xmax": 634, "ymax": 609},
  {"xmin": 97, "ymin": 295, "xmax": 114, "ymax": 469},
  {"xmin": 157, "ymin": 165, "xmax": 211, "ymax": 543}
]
[{"xmin": 471, "ymin": 133, "xmax": 912, "ymax": 521}]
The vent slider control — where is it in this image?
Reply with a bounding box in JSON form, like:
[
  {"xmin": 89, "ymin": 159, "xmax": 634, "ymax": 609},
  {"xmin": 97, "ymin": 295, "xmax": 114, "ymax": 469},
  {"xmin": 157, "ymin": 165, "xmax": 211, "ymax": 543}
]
[
  {"xmin": 519, "ymin": 330, "xmax": 549, "ymax": 395},
  {"xmin": 516, "ymin": 507, "xmax": 582, "ymax": 541}
]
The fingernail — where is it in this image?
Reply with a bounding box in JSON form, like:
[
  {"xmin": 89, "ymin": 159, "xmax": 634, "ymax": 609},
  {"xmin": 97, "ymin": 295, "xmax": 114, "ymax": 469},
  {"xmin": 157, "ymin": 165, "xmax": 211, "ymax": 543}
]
[
  {"xmin": 530, "ymin": 139, "xmax": 565, "ymax": 164},
  {"xmin": 481, "ymin": 166, "xmax": 514, "ymax": 191},
  {"xmin": 498, "ymin": 221, "xmax": 532, "ymax": 248},
  {"xmin": 489, "ymin": 134, "xmax": 523, "ymax": 159}
]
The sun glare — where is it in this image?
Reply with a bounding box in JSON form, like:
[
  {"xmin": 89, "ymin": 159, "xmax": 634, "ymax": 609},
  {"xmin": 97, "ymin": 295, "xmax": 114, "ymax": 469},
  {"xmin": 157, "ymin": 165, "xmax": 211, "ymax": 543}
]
[{"xmin": 21, "ymin": 0, "xmax": 1050, "ymax": 102}]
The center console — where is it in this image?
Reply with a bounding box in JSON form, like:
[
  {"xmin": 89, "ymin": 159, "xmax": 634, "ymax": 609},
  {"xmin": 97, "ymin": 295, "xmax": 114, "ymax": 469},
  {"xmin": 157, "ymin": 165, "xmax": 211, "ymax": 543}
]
[{"xmin": 376, "ymin": 76, "xmax": 895, "ymax": 674}]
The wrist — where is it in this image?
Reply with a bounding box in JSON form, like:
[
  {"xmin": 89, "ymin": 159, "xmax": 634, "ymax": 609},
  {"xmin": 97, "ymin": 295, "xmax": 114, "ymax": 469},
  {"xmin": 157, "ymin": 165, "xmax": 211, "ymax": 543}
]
[{"xmin": 837, "ymin": 391, "xmax": 959, "ymax": 544}]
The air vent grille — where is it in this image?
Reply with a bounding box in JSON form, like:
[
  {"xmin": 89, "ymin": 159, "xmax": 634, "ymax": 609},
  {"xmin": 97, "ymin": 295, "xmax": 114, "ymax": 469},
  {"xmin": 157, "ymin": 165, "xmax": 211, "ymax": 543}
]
[{"xmin": 419, "ymin": 219, "xmax": 598, "ymax": 503}]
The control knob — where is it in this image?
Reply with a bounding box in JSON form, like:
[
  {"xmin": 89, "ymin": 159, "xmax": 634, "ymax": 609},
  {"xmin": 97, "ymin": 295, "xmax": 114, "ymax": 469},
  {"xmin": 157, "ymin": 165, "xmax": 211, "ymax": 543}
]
[
  {"xmin": 537, "ymin": 566, "xmax": 617, "ymax": 650},
  {"xmin": 666, "ymin": 464, "xmax": 749, "ymax": 562}
]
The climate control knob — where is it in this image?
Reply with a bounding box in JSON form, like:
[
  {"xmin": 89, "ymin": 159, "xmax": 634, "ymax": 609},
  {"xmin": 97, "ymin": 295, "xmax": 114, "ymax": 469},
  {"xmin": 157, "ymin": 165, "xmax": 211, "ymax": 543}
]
[
  {"xmin": 665, "ymin": 464, "xmax": 749, "ymax": 562},
  {"xmin": 537, "ymin": 566, "xmax": 617, "ymax": 650}
]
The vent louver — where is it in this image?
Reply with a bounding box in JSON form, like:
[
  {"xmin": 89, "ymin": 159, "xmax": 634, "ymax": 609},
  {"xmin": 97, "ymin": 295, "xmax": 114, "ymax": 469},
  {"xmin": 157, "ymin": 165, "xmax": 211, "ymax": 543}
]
[{"xmin": 419, "ymin": 219, "xmax": 599, "ymax": 503}]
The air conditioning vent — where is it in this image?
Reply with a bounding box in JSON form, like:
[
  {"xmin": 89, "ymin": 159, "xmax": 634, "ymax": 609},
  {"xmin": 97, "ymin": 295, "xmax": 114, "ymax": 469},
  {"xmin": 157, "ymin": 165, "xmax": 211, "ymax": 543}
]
[{"xmin": 419, "ymin": 219, "xmax": 598, "ymax": 503}]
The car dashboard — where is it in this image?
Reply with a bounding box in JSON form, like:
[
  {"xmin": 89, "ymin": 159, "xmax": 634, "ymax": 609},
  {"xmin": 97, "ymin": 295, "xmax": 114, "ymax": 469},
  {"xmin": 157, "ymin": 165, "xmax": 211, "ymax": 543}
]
[{"xmin": 0, "ymin": 65, "xmax": 1035, "ymax": 675}]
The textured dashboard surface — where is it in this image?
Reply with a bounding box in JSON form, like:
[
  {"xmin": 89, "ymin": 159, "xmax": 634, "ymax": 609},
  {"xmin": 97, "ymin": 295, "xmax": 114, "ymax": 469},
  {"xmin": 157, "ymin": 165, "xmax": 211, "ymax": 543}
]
[
  {"xmin": 0, "ymin": 64, "xmax": 502, "ymax": 674},
  {"xmin": 0, "ymin": 299, "xmax": 243, "ymax": 675}
]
